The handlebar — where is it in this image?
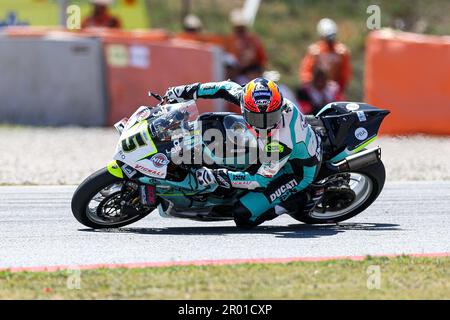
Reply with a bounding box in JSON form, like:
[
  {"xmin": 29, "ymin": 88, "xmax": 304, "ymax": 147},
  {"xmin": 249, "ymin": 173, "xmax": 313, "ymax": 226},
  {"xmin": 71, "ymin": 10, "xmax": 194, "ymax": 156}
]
[{"xmin": 148, "ymin": 90, "xmax": 178, "ymax": 107}]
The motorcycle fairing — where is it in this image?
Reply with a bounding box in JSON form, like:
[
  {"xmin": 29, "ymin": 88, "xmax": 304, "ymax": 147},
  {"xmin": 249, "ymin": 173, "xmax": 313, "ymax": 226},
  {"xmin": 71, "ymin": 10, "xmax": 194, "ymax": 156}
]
[
  {"xmin": 113, "ymin": 119, "xmax": 169, "ymax": 179},
  {"xmin": 317, "ymin": 102, "xmax": 390, "ymax": 161}
]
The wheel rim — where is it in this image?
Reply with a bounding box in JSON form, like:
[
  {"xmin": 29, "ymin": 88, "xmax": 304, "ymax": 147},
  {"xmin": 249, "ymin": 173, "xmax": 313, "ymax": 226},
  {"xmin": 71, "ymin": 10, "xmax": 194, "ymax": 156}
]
[
  {"xmin": 86, "ymin": 182, "xmax": 144, "ymax": 226},
  {"xmin": 310, "ymin": 173, "xmax": 373, "ymax": 220}
]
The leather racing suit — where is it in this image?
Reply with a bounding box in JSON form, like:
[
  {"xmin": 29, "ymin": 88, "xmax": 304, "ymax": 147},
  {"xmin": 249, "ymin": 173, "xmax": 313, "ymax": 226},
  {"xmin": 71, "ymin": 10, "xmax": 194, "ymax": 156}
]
[{"xmin": 167, "ymin": 80, "xmax": 322, "ymax": 227}]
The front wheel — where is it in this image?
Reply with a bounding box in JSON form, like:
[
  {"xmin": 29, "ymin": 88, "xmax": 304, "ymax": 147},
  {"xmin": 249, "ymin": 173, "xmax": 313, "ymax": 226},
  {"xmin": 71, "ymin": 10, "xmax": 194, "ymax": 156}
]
[
  {"xmin": 71, "ymin": 168, "xmax": 154, "ymax": 229},
  {"xmin": 293, "ymin": 161, "xmax": 386, "ymax": 224}
]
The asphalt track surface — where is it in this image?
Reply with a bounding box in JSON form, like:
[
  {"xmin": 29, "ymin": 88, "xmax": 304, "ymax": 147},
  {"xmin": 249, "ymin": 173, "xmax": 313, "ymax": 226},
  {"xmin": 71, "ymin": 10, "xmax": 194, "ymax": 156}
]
[{"xmin": 0, "ymin": 182, "xmax": 449, "ymax": 270}]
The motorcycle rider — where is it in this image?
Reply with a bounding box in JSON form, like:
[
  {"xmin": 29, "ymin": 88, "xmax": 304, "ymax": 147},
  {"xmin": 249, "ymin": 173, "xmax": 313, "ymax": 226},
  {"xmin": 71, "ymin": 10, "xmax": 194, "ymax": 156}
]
[{"xmin": 164, "ymin": 78, "xmax": 322, "ymax": 228}]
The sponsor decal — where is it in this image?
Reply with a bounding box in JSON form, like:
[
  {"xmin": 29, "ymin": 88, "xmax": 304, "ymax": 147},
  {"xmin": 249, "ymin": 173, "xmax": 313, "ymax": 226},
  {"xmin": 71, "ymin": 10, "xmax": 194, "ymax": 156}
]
[
  {"xmin": 150, "ymin": 153, "xmax": 170, "ymax": 168},
  {"xmin": 106, "ymin": 44, "xmax": 128, "ymax": 67},
  {"xmin": 253, "ymin": 91, "xmax": 271, "ymax": 97},
  {"xmin": 201, "ymin": 83, "xmax": 217, "ymax": 90},
  {"xmin": 232, "ymin": 181, "xmax": 252, "ymax": 185},
  {"xmin": 136, "ymin": 108, "xmax": 151, "ymax": 122},
  {"xmin": 134, "ymin": 164, "xmax": 165, "ymax": 177},
  {"xmin": 356, "ymin": 111, "xmax": 367, "ymax": 122},
  {"xmin": 346, "ymin": 103, "xmax": 360, "ymax": 111},
  {"xmin": 121, "ymin": 165, "xmax": 137, "ymax": 178},
  {"xmin": 129, "ymin": 45, "xmax": 150, "ymax": 69},
  {"xmin": 232, "ymin": 174, "xmax": 247, "ymax": 181},
  {"xmin": 255, "ymin": 99, "xmax": 270, "ymax": 107},
  {"xmin": 269, "ymin": 179, "xmax": 298, "ymax": 202},
  {"xmin": 200, "ymin": 83, "xmax": 219, "ymax": 94},
  {"xmin": 106, "ymin": 45, "xmax": 150, "ymax": 69},
  {"xmin": 355, "ymin": 127, "xmax": 369, "ymax": 141},
  {"xmin": 254, "ymin": 83, "xmax": 267, "ymax": 91},
  {"xmin": 117, "ymin": 150, "xmax": 126, "ymax": 160},
  {"xmin": 265, "ymin": 142, "xmax": 284, "ymax": 153}
]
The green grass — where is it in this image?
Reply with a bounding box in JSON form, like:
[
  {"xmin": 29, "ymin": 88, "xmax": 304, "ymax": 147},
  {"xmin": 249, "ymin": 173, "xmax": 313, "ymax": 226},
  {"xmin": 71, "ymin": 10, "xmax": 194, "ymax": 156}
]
[
  {"xmin": 0, "ymin": 256, "xmax": 449, "ymax": 299},
  {"xmin": 1, "ymin": 0, "xmax": 450, "ymax": 100}
]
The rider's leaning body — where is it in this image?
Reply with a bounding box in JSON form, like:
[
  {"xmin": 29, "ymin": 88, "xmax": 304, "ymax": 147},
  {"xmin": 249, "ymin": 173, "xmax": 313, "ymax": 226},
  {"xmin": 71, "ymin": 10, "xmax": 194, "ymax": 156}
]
[{"xmin": 165, "ymin": 78, "xmax": 322, "ymax": 228}]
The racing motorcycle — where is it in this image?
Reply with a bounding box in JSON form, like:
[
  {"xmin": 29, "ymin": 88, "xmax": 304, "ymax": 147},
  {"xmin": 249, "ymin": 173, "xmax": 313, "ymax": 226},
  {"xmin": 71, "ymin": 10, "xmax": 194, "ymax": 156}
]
[{"xmin": 71, "ymin": 92, "xmax": 390, "ymax": 229}]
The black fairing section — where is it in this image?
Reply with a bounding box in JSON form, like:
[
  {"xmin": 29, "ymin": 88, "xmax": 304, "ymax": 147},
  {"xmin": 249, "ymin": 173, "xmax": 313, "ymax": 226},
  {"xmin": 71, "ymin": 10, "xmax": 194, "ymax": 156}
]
[{"xmin": 317, "ymin": 102, "xmax": 390, "ymax": 154}]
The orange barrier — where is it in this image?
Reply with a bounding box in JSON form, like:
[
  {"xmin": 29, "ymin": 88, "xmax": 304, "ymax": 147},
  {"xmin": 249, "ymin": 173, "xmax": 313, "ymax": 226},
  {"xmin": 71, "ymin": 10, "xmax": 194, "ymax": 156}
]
[
  {"xmin": 365, "ymin": 29, "xmax": 450, "ymax": 135},
  {"xmin": 4, "ymin": 26, "xmax": 65, "ymax": 37},
  {"xmin": 4, "ymin": 26, "xmax": 169, "ymax": 41},
  {"xmin": 4, "ymin": 27, "xmax": 224, "ymax": 126},
  {"xmin": 173, "ymin": 32, "xmax": 226, "ymax": 47},
  {"xmin": 80, "ymin": 28, "xmax": 169, "ymax": 41},
  {"xmin": 101, "ymin": 37, "xmax": 224, "ymax": 124}
]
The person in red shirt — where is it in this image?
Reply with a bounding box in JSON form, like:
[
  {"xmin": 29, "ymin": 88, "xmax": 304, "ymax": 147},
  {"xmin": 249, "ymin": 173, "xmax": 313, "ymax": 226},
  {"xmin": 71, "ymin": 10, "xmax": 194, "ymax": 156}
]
[
  {"xmin": 225, "ymin": 9, "xmax": 267, "ymax": 77},
  {"xmin": 299, "ymin": 18, "xmax": 351, "ymax": 94},
  {"xmin": 82, "ymin": 0, "xmax": 122, "ymax": 29},
  {"xmin": 297, "ymin": 68, "xmax": 343, "ymax": 115}
]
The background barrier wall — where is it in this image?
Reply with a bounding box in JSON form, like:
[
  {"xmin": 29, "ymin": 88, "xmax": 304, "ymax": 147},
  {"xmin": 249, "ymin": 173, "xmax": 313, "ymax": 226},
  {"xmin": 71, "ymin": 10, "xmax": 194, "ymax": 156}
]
[
  {"xmin": 102, "ymin": 37, "xmax": 225, "ymax": 125},
  {"xmin": 0, "ymin": 36, "xmax": 107, "ymax": 126},
  {"xmin": 0, "ymin": 28, "xmax": 225, "ymax": 126},
  {"xmin": 365, "ymin": 30, "xmax": 450, "ymax": 135}
]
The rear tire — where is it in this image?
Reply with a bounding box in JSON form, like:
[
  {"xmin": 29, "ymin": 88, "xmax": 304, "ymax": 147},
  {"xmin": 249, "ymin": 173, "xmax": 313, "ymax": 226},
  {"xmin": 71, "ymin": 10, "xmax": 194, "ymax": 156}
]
[
  {"xmin": 294, "ymin": 161, "xmax": 385, "ymax": 224},
  {"xmin": 71, "ymin": 168, "xmax": 153, "ymax": 229}
]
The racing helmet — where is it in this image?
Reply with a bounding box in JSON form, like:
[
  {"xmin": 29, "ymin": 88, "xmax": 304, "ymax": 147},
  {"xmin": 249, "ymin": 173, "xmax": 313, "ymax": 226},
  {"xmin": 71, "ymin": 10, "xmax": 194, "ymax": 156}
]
[{"xmin": 241, "ymin": 78, "xmax": 284, "ymax": 131}]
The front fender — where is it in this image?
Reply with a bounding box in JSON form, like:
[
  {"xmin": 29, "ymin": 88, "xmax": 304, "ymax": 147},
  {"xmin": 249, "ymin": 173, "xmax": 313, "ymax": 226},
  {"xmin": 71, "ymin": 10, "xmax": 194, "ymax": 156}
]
[{"xmin": 106, "ymin": 160, "xmax": 124, "ymax": 179}]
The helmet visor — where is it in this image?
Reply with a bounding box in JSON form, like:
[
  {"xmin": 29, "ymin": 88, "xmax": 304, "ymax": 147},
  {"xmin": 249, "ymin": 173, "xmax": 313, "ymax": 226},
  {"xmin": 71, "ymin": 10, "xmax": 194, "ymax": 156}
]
[{"xmin": 243, "ymin": 108, "xmax": 281, "ymax": 129}]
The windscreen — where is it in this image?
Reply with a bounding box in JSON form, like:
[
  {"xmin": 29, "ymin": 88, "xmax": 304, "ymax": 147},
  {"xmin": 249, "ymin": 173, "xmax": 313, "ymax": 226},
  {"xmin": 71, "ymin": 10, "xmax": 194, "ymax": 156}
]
[{"xmin": 148, "ymin": 101, "xmax": 199, "ymax": 142}]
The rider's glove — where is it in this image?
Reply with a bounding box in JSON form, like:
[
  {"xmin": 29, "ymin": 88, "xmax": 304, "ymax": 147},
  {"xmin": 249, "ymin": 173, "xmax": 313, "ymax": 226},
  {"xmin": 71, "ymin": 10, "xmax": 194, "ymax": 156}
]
[
  {"xmin": 164, "ymin": 83, "xmax": 200, "ymax": 103},
  {"xmin": 212, "ymin": 169, "xmax": 231, "ymax": 189},
  {"xmin": 195, "ymin": 168, "xmax": 231, "ymax": 189},
  {"xmin": 196, "ymin": 167, "xmax": 217, "ymax": 187}
]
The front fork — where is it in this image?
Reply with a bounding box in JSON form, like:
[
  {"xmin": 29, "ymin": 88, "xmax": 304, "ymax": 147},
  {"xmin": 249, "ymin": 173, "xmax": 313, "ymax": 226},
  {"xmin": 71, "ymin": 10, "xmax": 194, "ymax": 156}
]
[{"xmin": 106, "ymin": 160, "xmax": 158, "ymax": 207}]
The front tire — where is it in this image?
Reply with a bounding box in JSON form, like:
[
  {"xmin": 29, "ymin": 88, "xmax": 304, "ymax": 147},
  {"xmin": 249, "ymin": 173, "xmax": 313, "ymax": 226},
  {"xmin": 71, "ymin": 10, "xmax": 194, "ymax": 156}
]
[
  {"xmin": 294, "ymin": 161, "xmax": 386, "ymax": 224},
  {"xmin": 71, "ymin": 168, "xmax": 154, "ymax": 229}
]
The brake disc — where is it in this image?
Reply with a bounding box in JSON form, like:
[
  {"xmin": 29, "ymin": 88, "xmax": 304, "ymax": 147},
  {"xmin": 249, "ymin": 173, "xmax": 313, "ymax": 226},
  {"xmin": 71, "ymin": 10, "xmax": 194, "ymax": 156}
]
[{"xmin": 320, "ymin": 185, "xmax": 356, "ymax": 212}]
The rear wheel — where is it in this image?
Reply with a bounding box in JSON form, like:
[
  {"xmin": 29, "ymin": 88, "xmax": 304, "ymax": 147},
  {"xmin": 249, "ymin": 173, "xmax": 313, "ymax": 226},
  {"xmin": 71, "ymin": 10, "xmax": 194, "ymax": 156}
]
[
  {"xmin": 71, "ymin": 168, "xmax": 154, "ymax": 229},
  {"xmin": 294, "ymin": 161, "xmax": 385, "ymax": 224}
]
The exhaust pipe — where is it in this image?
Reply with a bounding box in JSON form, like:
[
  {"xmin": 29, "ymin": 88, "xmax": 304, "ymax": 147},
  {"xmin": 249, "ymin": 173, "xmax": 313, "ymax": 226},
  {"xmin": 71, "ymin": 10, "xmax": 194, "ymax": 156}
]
[{"xmin": 328, "ymin": 147, "xmax": 381, "ymax": 173}]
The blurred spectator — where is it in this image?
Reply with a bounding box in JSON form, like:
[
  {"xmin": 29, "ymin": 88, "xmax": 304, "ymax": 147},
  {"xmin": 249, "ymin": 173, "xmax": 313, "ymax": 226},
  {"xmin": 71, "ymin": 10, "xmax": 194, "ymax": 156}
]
[
  {"xmin": 299, "ymin": 18, "xmax": 351, "ymax": 94},
  {"xmin": 225, "ymin": 9, "xmax": 267, "ymax": 79},
  {"xmin": 175, "ymin": 14, "xmax": 203, "ymax": 41},
  {"xmin": 82, "ymin": 0, "xmax": 122, "ymax": 29},
  {"xmin": 297, "ymin": 68, "xmax": 342, "ymax": 115},
  {"xmin": 223, "ymin": 53, "xmax": 241, "ymax": 83}
]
